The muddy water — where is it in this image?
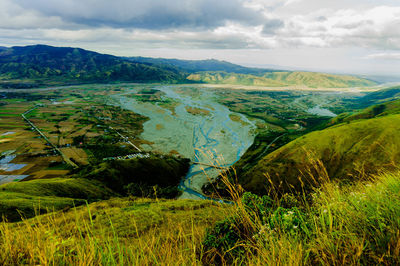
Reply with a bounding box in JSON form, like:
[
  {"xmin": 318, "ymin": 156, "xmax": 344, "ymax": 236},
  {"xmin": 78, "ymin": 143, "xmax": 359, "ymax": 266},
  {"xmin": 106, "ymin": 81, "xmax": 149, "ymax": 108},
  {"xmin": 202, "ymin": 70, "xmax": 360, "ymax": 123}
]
[{"xmin": 112, "ymin": 85, "xmax": 257, "ymax": 199}]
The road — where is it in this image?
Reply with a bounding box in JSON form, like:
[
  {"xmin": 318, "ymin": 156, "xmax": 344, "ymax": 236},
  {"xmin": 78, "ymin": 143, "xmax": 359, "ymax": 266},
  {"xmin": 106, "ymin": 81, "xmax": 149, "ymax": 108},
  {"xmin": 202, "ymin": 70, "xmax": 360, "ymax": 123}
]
[{"xmin": 21, "ymin": 106, "xmax": 78, "ymax": 168}]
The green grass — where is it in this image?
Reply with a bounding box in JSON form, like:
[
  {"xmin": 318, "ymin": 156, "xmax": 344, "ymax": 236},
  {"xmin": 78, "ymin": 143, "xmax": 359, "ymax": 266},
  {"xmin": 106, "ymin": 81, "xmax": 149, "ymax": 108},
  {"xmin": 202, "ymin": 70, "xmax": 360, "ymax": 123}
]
[
  {"xmin": 238, "ymin": 114, "xmax": 400, "ymax": 194},
  {"xmin": 0, "ymin": 197, "xmax": 230, "ymax": 265},
  {"xmin": 1, "ymin": 172, "xmax": 399, "ymax": 264},
  {"xmin": 329, "ymin": 99, "xmax": 400, "ymax": 126},
  {"xmin": 0, "ymin": 178, "xmax": 115, "ymax": 221},
  {"xmin": 0, "ymin": 113, "xmax": 20, "ymax": 117},
  {"xmin": 202, "ymin": 171, "xmax": 400, "ymax": 264}
]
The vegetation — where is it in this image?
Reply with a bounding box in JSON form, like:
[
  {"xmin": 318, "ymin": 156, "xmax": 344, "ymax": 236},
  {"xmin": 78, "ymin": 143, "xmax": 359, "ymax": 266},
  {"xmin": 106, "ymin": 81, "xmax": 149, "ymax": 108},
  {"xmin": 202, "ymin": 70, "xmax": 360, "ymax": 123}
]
[
  {"xmin": 1, "ymin": 171, "xmax": 399, "ymax": 264},
  {"xmin": 75, "ymin": 154, "xmax": 190, "ymax": 198},
  {"xmin": 202, "ymin": 171, "xmax": 400, "ymax": 264},
  {"xmin": 0, "ymin": 45, "xmax": 186, "ymax": 87},
  {"xmin": 0, "ymin": 44, "xmax": 378, "ymax": 89},
  {"xmin": 230, "ymin": 114, "xmax": 400, "ymax": 195},
  {"xmin": 0, "ymin": 198, "xmax": 230, "ymax": 265},
  {"xmin": 127, "ymin": 57, "xmax": 276, "ymax": 74},
  {"xmin": 0, "ymin": 178, "xmax": 114, "ymax": 222},
  {"xmin": 187, "ymin": 71, "xmax": 377, "ymax": 88},
  {"xmin": 0, "ymin": 51, "xmax": 399, "ymax": 264},
  {"xmin": 185, "ymin": 106, "xmax": 210, "ymax": 116}
]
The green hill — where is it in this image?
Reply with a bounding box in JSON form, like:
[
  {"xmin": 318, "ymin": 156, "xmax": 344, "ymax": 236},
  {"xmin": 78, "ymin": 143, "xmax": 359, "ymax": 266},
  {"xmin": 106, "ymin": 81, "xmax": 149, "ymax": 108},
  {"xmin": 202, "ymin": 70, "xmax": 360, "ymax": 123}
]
[
  {"xmin": 187, "ymin": 71, "xmax": 377, "ymax": 88},
  {"xmin": 127, "ymin": 57, "xmax": 276, "ymax": 74},
  {"xmin": 233, "ymin": 113, "xmax": 400, "ymax": 195},
  {"xmin": 0, "ymin": 45, "xmax": 185, "ymax": 87},
  {"xmin": 0, "ymin": 154, "xmax": 190, "ymax": 222},
  {"xmin": 262, "ymin": 71, "xmax": 377, "ymax": 88},
  {"xmin": 0, "ymin": 178, "xmax": 115, "ymax": 221},
  {"xmin": 329, "ymin": 98, "xmax": 400, "ymax": 126},
  {"xmin": 352, "ymin": 85, "xmax": 400, "ymax": 107},
  {"xmin": 0, "ymin": 45, "xmax": 378, "ymax": 89}
]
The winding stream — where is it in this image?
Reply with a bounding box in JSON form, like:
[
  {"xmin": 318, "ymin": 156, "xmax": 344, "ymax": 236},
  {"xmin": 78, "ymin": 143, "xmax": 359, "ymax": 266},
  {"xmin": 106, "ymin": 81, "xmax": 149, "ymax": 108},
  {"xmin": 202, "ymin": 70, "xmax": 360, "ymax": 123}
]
[{"xmin": 111, "ymin": 85, "xmax": 257, "ymax": 199}]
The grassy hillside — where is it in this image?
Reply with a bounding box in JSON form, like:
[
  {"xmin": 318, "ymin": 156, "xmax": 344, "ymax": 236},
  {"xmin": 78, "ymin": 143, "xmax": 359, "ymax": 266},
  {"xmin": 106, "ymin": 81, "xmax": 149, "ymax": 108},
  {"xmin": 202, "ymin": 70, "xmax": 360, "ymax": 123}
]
[
  {"xmin": 1, "ymin": 172, "xmax": 399, "ymax": 264},
  {"xmin": 329, "ymin": 98, "xmax": 400, "ymax": 126},
  {"xmin": 262, "ymin": 71, "xmax": 377, "ymax": 88},
  {"xmin": 0, "ymin": 45, "xmax": 185, "ymax": 87},
  {"xmin": 187, "ymin": 71, "xmax": 287, "ymax": 87},
  {"xmin": 187, "ymin": 71, "xmax": 377, "ymax": 88},
  {"xmin": 0, "ymin": 178, "xmax": 115, "ymax": 221},
  {"xmin": 236, "ymin": 114, "xmax": 400, "ymax": 194},
  {"xmin": 0, "ymin": 197, "xmax": 230, "ymax": 265},
  {"xmin": 350, "ymin": 85, "xmax": 400, "ymax": 108},
  {"xmin": 0, "ymin": 153, "xmax": 190, "ymax": 221}
]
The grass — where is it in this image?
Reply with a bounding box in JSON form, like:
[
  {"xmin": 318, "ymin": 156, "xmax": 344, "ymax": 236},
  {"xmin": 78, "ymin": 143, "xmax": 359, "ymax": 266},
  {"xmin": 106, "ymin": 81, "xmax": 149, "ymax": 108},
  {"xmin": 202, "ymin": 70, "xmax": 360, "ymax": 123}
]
[
  {"xmin": 238, "ymin": 114, "xmax": 400, "ymax": 194},
  {"xmin": 1, "ymin": 170, "xmax": 399, "ymax": 264},
  {"xmin": 0, "ymin": 178, "xmax": 115, "ymax": 221},
  {"xmin": 201, "ymin": 169, "xmax": 400, "ymax": 265},
  {"xmin": 0, "ymin": 198, "xmax": 230, "ymax": 265}
]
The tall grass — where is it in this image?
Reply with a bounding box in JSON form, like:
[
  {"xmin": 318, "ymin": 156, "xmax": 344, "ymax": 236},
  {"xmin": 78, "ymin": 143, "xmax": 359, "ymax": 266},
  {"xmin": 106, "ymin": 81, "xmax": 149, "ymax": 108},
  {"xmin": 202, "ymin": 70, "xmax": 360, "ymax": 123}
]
[
  {"xmin": 1, "ymin": 166, "xmax": 400, "ymax": 264},
  {"xmin": 0, "ymin": 198, "xmax": 230, "ymax": 265},
  {"xmin": 203, "ymin": 167, "xmax": 400, "ymax": 265}
]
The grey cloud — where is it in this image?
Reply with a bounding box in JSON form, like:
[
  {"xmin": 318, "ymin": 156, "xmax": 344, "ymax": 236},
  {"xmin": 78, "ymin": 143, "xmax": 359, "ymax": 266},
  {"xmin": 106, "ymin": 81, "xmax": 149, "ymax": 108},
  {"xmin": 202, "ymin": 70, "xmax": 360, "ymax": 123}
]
[
  {"xmin": 261, "ymin": 19, "xmax": 284, "ymax": 35},
  {"xmin": 14, "ymin": 0, "xmax": 265, "ymax": 30}
]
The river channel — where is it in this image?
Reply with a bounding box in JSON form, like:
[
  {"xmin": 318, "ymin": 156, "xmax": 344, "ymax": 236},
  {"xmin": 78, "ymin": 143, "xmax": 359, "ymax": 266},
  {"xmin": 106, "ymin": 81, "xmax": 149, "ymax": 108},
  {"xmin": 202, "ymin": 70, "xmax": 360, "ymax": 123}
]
[{"xmin": 111, "ymin": 85, "xmax": 257, "ymax": 199}]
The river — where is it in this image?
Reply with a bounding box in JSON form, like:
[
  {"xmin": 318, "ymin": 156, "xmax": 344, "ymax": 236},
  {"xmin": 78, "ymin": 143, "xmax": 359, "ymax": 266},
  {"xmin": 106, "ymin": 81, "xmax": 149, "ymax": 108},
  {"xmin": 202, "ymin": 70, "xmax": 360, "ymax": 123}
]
[{"xmin": 111, "ymin": 85, "xmax": 257, "ymax": 199}]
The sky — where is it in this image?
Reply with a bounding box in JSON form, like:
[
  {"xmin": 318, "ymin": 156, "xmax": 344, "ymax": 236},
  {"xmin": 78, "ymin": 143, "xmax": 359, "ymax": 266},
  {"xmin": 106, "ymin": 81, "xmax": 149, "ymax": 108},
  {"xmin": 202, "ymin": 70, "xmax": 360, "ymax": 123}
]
[{"xmin": 1, "ymin": 0, "xmax": 400, "ymax": 76}]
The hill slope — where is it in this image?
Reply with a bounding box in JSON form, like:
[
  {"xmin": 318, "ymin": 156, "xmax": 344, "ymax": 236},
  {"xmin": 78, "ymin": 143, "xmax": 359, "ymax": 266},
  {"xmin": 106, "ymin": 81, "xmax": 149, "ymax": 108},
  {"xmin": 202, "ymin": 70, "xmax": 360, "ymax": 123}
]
[
  {"xmin": 187, "ymin": 71, "xmax": 377, "ymax": 88},
  {"xmin": 0, "ymin": 45, "xmax": 185, "ymax": 86},
  {"xmin": 0, "ymin": 178, "xmax": 114, "ymax": 221},
  {"xmin": 236, "ymin": 113, "xmax": 400, "ymax": 194},
  {"xmin": 127, "ymin": 57, "xmax": 275, "ymax": 74}
]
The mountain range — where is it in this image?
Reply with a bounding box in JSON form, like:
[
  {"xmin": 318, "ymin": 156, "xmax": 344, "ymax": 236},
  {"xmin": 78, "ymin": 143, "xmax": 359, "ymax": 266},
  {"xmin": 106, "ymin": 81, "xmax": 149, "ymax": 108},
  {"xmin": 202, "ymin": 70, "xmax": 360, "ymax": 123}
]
[{"xmin": 0, "ymin": 44, "xmax": 378, "ymax": 88}]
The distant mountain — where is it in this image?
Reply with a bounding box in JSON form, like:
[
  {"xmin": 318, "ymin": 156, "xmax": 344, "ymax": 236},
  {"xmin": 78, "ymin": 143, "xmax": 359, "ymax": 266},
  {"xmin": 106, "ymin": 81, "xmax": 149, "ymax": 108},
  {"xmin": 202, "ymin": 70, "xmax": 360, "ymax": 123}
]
[
  {"xmin": 187, "ymin": 71, "xmax": 287, "ymax": 86},
  {"xmin": 127, "ymin": 57, "xmax": 275, "ymax": 74},
  {"xmin": 129, "ymin": 56, "xmax": 377, "ymax": 88},
  {"xmin": 187, "ymin": 71, "xmax": 378, "ymax": 88},
  {"xmin": 0, "ymin": 45, "xmax": 185, "ymax": 86},
  {"xmin": 0, "ymin": 44, "xmax": 379, "ymax": 88}
]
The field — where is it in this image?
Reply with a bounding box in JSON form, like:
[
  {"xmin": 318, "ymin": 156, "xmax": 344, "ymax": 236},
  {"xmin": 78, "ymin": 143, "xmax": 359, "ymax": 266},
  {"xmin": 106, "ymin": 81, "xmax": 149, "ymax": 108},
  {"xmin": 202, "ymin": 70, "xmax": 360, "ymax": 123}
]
[{"xmin": 0, "ymin": 85, "xmax": 149, "ymax": 183}]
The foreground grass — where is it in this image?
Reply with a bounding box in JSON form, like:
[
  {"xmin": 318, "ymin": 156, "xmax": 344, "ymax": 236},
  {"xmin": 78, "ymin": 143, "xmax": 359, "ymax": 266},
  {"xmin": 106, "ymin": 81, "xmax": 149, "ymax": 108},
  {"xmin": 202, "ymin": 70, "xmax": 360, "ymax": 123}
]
[
  {"xmin": 205, "ymin": 171, "xmax": 400, "ymax": 264},
  {"xmin": 1, "ymin": 172, "xmax": 400, "ymax": 265},
  {"xmin": 0, "ymin": 198, "xmax": 230, "ymax": 265}
]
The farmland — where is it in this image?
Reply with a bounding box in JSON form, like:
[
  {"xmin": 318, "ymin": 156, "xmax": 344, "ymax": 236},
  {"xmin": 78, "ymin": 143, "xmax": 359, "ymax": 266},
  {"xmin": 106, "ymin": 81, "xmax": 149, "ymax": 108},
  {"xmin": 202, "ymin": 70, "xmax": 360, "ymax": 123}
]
[{"xmin": 0, "ymin": 85, "xmax": 148, "ymax": 182}]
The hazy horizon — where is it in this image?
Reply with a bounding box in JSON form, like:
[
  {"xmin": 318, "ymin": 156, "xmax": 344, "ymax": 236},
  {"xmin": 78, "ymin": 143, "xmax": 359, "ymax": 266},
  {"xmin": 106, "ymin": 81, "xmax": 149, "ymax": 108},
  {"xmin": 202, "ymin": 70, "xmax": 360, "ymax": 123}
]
[{"xmin": 2, "ymin": 0, "xmax": 400, "ymax": 76}]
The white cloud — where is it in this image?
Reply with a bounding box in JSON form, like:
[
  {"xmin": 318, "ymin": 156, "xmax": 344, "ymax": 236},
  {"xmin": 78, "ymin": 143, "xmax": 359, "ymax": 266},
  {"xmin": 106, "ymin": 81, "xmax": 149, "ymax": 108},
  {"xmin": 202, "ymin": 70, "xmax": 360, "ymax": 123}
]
[{"xmin": 365, "ymin": 52, "xmax": 400, "ymax": 60}]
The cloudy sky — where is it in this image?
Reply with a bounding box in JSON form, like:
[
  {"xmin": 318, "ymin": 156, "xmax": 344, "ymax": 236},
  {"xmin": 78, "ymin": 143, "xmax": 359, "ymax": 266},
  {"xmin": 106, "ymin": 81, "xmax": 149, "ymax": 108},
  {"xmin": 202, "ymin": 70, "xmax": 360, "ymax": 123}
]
[{"xmin": 1, "ymin": 0, "xmax": 400, "ymax": 76}]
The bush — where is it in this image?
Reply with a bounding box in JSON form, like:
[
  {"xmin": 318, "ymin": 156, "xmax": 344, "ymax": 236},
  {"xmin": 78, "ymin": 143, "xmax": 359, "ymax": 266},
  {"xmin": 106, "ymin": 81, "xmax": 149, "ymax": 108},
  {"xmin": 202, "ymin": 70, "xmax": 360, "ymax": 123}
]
[{"xmin": 202, "ymin": 192, "xmax": 305, "ymax": 264}]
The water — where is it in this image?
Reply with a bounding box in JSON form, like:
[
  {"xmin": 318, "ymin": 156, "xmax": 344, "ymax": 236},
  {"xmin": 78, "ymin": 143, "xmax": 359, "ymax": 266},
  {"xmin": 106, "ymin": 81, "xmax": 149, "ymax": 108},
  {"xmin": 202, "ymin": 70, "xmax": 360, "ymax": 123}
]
[
  {"xmin": 0, "ymin": 155, "xmax": 27, "ymax": 172},
  {"xmin": 111, "ymin": 85, "xmax": 257, "ymax": 199},
  {"xmin": 1, "ymin": 131, "xmax": 15, "ymax": 136},
  {"xmin": 0, "ymin": 175, "xmax": 28, "ymax": 185},
  {"xmin": 307, "ymin": 105, "xmax": 337, "ymax": 117}
]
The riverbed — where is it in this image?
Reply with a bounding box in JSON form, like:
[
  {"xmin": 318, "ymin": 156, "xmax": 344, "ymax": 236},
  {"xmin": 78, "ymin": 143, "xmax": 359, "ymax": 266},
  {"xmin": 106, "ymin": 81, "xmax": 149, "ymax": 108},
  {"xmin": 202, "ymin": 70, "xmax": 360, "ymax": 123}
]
[{"xmin": 111, "ymin": 85, "xmax": 257, "ymax": 199}]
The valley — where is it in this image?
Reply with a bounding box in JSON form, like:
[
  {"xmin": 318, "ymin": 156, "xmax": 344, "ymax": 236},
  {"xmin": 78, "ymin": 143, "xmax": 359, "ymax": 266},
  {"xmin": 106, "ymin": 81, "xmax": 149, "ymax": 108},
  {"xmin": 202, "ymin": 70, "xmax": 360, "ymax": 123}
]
[
  {"xmin": 1, "ymin": 45, "xmax": 400, "ymax": 265},
  {"xmin": 0, "ymin": 83, "xmax": 368, "ymax": 200}
]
